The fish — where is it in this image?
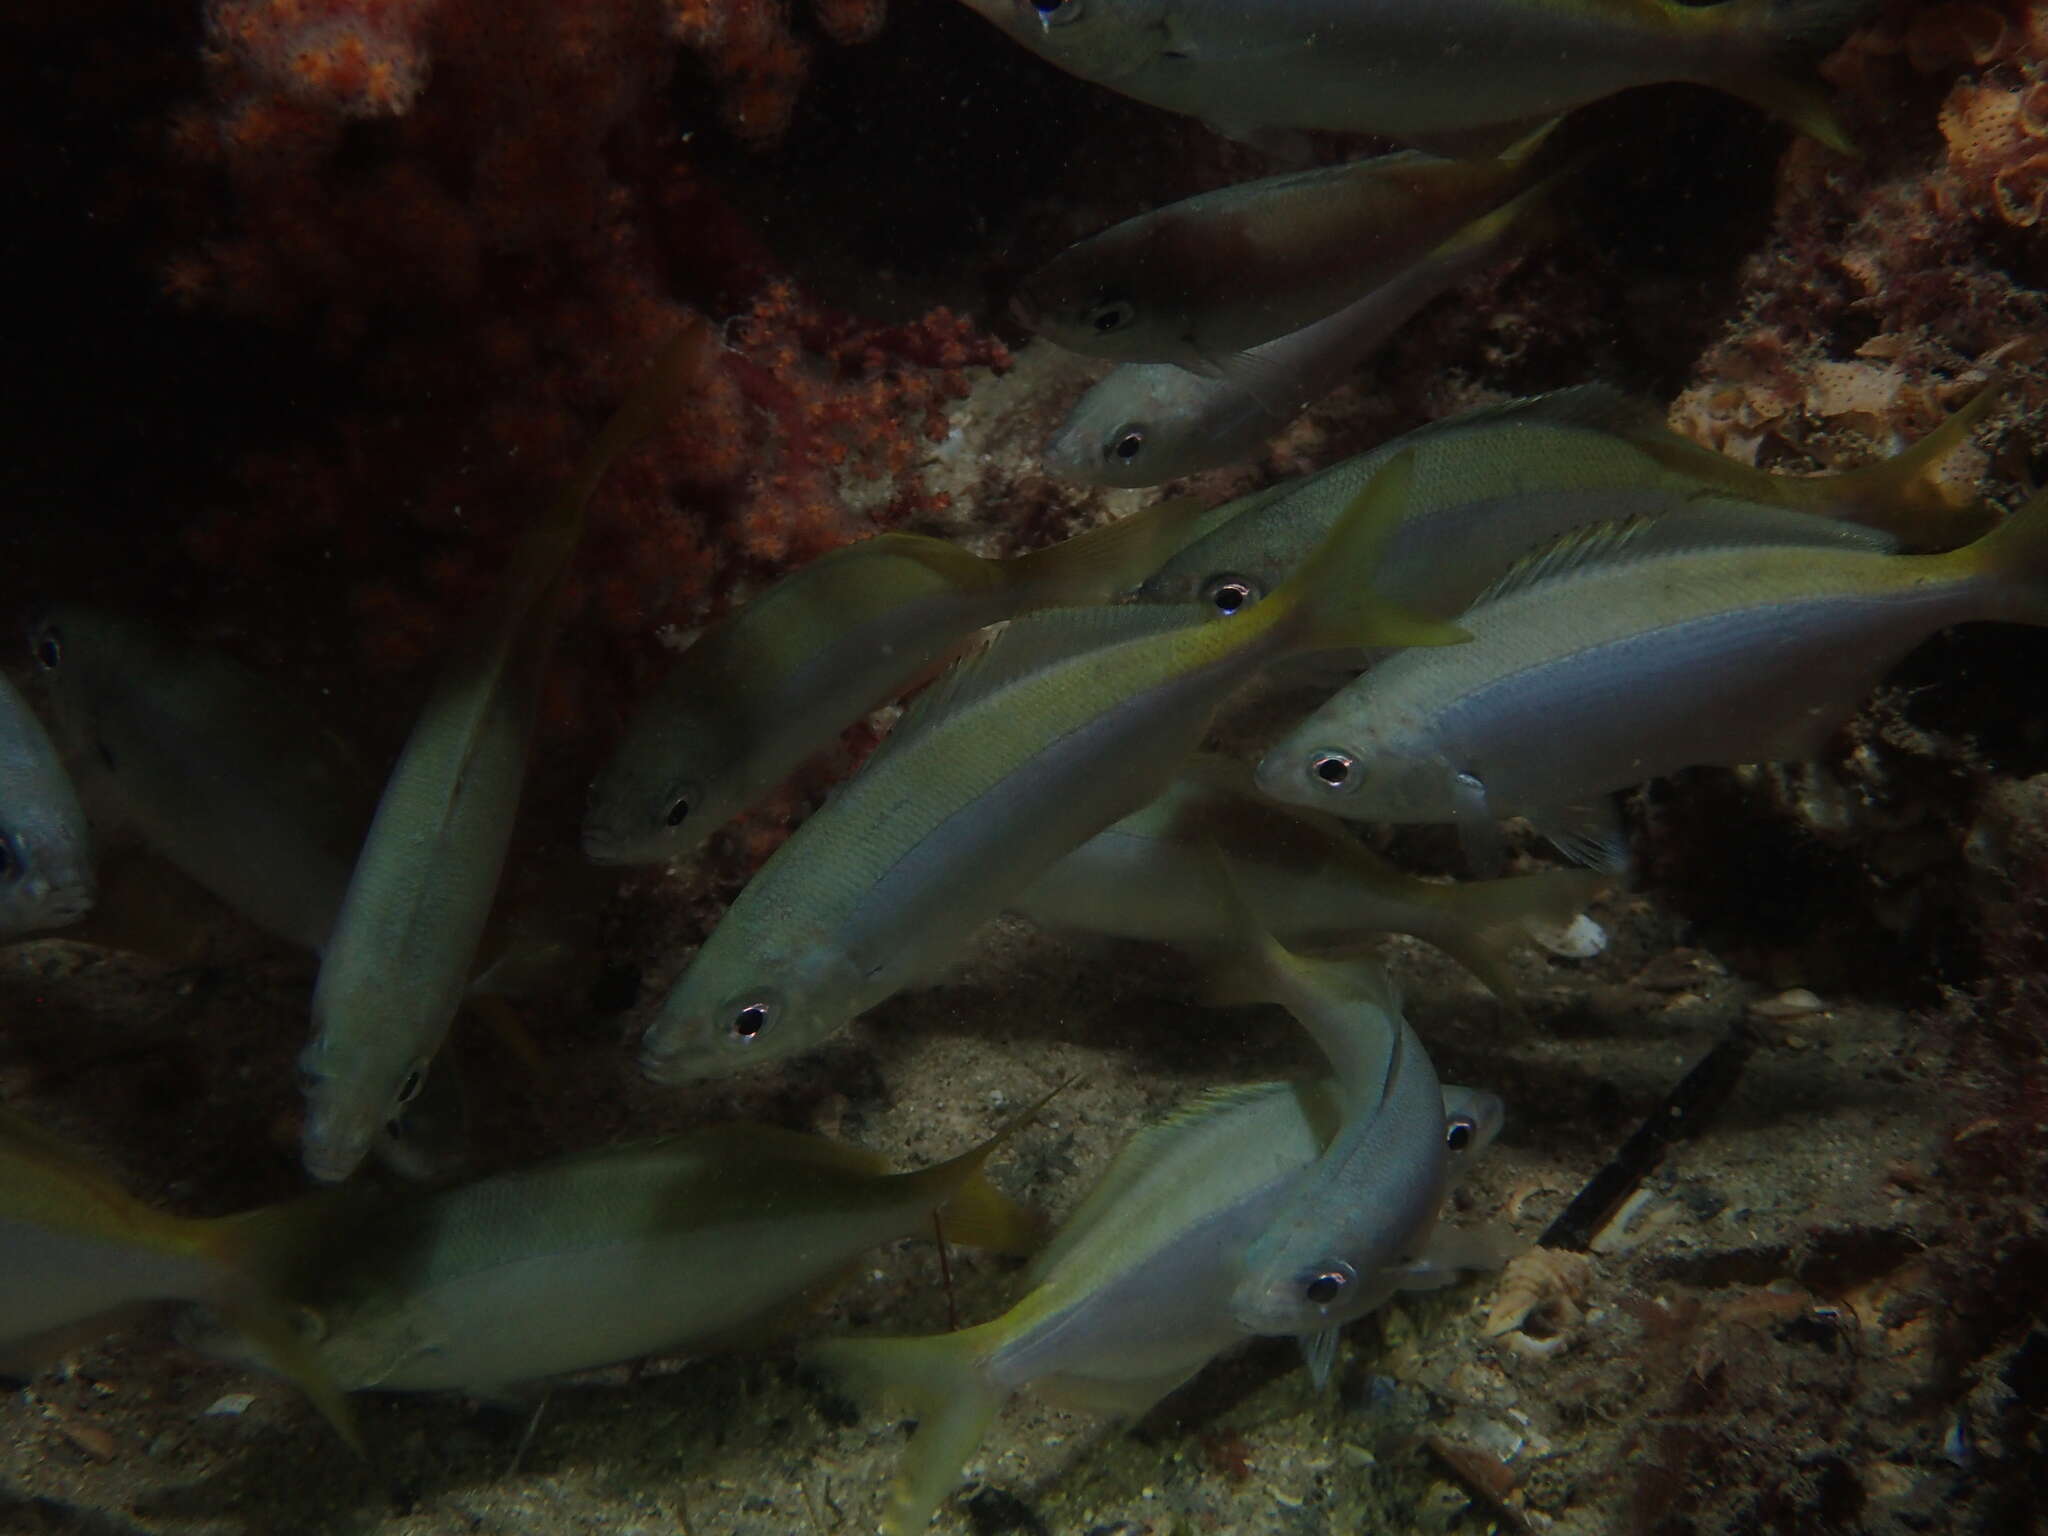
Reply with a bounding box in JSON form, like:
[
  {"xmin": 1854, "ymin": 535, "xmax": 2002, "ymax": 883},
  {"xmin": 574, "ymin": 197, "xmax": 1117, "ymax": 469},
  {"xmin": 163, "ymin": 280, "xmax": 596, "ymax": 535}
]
[
  {"xmin": 1008, "ymin": 754, "xmax": 1605, "ymax": 1001},
  {"xmin": 950, "ymin": 0, "xmax": 1861, "ymax": 156},
  {"xmin": 26, "ymin": 606, "xmax": 373, "ymax": 952},
  {"xmin": 1202, "ymin": 925, "xmax": 1449, "ymax": 1369},
  {"xmin": 1042, "ymin": 175, "xmax": 1557, "ymax": 488},
  {"xmin": 300, "ymin": 323, "xmax": 713, "ymax": 1184},
  {"xmin": 582, "ymin": 495, "xmax": 1212, "ymax": 866},
  {"xmin": 0, "ymin": 1107, "xmax": 360, "ymax": 1450},
  {"xmin": 1138, "ymin": 379, "xmax": 2003, "ymax": 617},
  {"xmin": 1015, "ymin": 127, "xmax": 1555, "ymax": 377},
  {"xmin": 0, "ymin": 671, "xmax": 93, "ymax": 937},
  {"xmin": 188, "ymin": 1114, "xmax": 1038, "ymax": 1396},
  {"xmin": 640, "ymin": 452, "xmax": 1468, "ymax": 1083},
  {"xmin": 808, "ymin": 1074, "xmax": 1500, "ymax": 1534},
  {"xmin": 1254, "ymin": 482, "xmax": 2048, "ymax": 865}
]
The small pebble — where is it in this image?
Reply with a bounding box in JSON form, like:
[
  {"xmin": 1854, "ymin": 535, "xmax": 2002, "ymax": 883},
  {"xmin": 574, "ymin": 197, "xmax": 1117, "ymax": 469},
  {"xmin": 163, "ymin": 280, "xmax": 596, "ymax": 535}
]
[
  {"xmin": 1749, "ymin": 987, "xmax": 1826, "ymax": 1020},
  {"xmin": 202, "ymin": 1393, "xmax": 255, "ymax": 1418}
]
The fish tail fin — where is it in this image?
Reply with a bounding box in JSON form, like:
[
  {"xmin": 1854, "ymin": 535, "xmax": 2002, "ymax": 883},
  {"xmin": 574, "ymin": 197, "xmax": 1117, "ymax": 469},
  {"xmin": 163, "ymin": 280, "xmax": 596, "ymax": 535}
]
[
  {"xmin": 1806, "ymin": 378, "xmax": 2009, "ymax": 548},
  {"xmin": 1695, "ymin": 0, "xmax": 1870, "ymax": 155},
  {"xmin": 1432, "ymin": 869, "xmax": 1612, "ymax": 1007},
  {"xmin": 1431, "ymin": 153, "xmax": 1583, "ymax": 265},
  {"xmin": 195, "ymin": 1199, "xmax": 370, "ymax": 1455},
  {"xmin": 1264, "ymin": 451, "xmax": 1472, "ymax": 655},
  {"xmin": 1003, "ymin": 496, "xmax": 1213, "ymax": 604},
  {"xmin": 1946, "ymin": 484, "xmax": 2048, "ymax": 627},
  {"xmin": 807, "ymin": 1330, "xmax": 1009, "ymax": 1536},
  {"xmin": 900, "ymin": 1086, "xmax": 1064, "ymax": 1256}
]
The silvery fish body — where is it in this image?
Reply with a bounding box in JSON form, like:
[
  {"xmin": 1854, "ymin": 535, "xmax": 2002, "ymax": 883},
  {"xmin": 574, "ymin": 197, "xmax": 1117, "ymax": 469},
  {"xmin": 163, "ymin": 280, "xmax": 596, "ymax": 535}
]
[
  {"xmin": 301, "ymin": 325, "xmax": 712, "ymax": 1184},
  {"xmin": 1255, "ymin": 494, "xmax": 2048, "ymax": 830},
  {"xmin": 583, "ymin": 500, "xmax": 1209, "ymax": 866},
  {"xmin": 1218, "ymin": 957, "xmax": 1449, "ymax": 1342},
  {"xmin": 196, "ymin": 1122, "xmax": 1030, "ymax": 1395},
  {"xmin": 953, "ymin": 0, "xmax": 1853, "ymax": 152},
  {"xmin": 27, "ymin": 606, "xmax": 372, "ymax": 951},
  {"xmin": 1138, "ymin": 388, "xmax": 1906, "ymax": 617},
  {"xmin": 642, "ymin": 462, "xmax": 1464, "ymax": 1083},
  {"xmin": 810, "ymin": 1076, "xmax": 1497, "ymax": 1535},
  {"xmin": 1016, "ymin": 135, "xmax": 1550, "ymax": 370},
  {"xmin": 1009, "ymin": 754, "xmax": 1603, "ymax": 999},
  {"xmin": 1043, "ymin": 187, "xmax": 1528, "ymax": 488},
  {"xmin": 0, "ymin": 670, "xmax": 93, "ymax": 936}
]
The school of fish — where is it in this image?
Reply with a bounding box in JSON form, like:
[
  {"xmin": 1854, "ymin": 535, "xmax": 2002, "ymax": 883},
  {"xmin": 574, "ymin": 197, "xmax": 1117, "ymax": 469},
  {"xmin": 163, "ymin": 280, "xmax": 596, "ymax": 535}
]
[{"xmin": 4, "ymin": 3, "xmax": 2030, "ymax": 1530}]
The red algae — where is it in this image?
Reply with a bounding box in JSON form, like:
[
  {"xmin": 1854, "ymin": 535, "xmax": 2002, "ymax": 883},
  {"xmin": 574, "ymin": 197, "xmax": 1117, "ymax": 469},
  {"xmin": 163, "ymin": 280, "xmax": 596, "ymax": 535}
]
[{"xmin": 154, "ymin": 0, "xmax": 1008, "ymax": 749}]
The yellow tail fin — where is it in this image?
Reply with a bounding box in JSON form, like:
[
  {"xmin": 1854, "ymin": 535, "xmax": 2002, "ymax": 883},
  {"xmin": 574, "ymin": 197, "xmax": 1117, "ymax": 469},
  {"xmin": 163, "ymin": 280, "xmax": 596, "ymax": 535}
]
[{"xmin": 806, "ymin": 1328, "xmax": 1010, "ymax": 1536}]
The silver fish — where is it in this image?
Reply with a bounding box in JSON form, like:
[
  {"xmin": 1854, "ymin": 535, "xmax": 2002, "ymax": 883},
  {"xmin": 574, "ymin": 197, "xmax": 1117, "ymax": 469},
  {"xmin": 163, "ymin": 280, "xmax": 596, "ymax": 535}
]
[
  {"xmin": 27, "ymin": 607, "xmax": 370, "ymax": 951},
  {"xmin": 1043, "ymin": 179, "xmax": 1550, "ymax": 488},
  {"xmin": 0, "ymin": 670, "xmax": 93, "ymax": 936},
  {"xmin": 1009, "ymin": 754, "xmax": 1604, "ymax": 1001},
  {"xmin": 191, "ymin": 1118, "xmax": 1036, "ymax": 1396},
  {"xmin": 809, "ymin": 1074, "xmax": 1499, "ymax": 1534},
  {"xmin": 301, "ymin": 325, "xmax": 710, "ymax": 1183},
  {"xmin": 641, "ymin": 455, "xmax": 1465, "ymax": 1083},
  {"xmin": 1256, "ymin": 486, "xmax": 2048, "ymax": 859},
  {"xmin": 953, "ymin": 0, "xmax": 1858, "ymax": 155},
  {"xmin": 1015, "ymin": 127, "xmax": 1554, "ymax": 373},
  {"xmin": 582, "ymin": 497, "xmax": 1208, "ymax": 866},
  {"xmin": 1134, "ymin": 381, "xmax": 1998, "ymax": 620}
]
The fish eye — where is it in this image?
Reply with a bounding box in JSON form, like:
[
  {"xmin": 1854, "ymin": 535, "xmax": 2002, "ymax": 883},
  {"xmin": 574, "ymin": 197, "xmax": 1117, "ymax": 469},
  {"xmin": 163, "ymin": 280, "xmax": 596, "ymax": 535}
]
[
  {"xmin": 730, "ymin": 1000, "xmax": 773, "ymax": 1042},
  {"xmin": 1446, "ymin": 1114, "xmax": 1477, "ymax": 1153},
  {"xmin": 1309, "ymin": 750, "xmax": 1356, "ymax": 790},
  {"xmin": 1200, "ymin": 574, "xmax": 1258, "ymax": 616},
  {"xmin": 1106, "ymin": 425, "xmax": 1145, "ymax": 466},
  {"xmin": 32, "ymin": 628, "xmax": 61, "ymax": 671},
  {"xmin": 1302, "ymin": 1261, "xmax": 1356, "ymax": 1306},
  {"xmin": 1086, "ymin": 294, "xmax": 1136, "ymax": 334},
  {"xmin": 396, "ymin": 1068, "xmax": 425, "ymax": 1105},
  {"xmin": 1026, "ymin": 0, "xmax": 1084, "ymax": 27},
  {"xmin": 665, "ymin": 795, "xmax": 690, "ymax": 828}
]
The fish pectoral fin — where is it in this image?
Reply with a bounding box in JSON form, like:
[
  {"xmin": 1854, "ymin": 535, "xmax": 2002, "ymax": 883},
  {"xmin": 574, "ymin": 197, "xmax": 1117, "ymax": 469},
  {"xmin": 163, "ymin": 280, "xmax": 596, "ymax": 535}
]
[
  {"xmin": 1527, "ymin": 799, "xmax": 1632, "ymax": 875},
  {"xmin": 1207, "ymin": 345, "xmax": 1310, "ymax": 422},
  {"xmin": 1297, "ymin": 1326, "xmax": 1343, "ymax": 1390}
]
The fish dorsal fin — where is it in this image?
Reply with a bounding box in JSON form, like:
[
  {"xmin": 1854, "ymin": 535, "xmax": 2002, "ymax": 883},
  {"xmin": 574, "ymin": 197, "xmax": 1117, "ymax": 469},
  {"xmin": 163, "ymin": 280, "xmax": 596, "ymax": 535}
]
[
  {"xmin": 1439, "ymin": 384, "xmax": 1667, "ymax": 441},
  {"xmin": 1473, "ymin": 517, "xmax": 1666, "ymax": 606},
  {"xmin": 869, "ymin": 604, "xmax": 1207, "ymax": 768},
  {"xmin": 1025, "ymin": 1081, "xmax": 1294, "ymax": 1284}
]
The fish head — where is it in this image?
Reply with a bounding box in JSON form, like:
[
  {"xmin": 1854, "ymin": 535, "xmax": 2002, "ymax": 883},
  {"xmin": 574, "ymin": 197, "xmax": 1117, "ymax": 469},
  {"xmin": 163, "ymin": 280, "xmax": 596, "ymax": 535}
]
[
  {"xmin": 1440, "ymin": 1086, "xmax": 1505, "ymax": 1161},
  {"xmin": 955, "ymin": 0, "xmax": 1165, "ymax": 83},
  {"xmin": 1228, "ymin": 1251, "xmax": 1407, "ymax": 1338},
  {"xmin": 641, "ymin": 941, "xmax": 862, "ymax": 1082},
  {"xmin": 1253, "ymin": 729, "xmax": 1453, "ymax": 824},
  {"xmin": 1014, "ymin": 266, "xmax": 1155, "ymax": 363},
  {"xmin": 583, "ymin": 752, "xmax": 712, "ymax": 866},
  {"xmin": 1044, "ymin": 365, "xmax": 1212, "ymax": 489},
  {"xmin": 0, "ymin": 821, "xmax": 95, "ymax": 934},
  {"xmin": 297, "ymin": 1034, "xmax": 436, "ymax": 1185}
]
